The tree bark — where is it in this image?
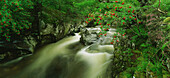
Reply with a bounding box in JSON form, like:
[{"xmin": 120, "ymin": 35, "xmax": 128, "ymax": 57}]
[{"xmin": 31, "ymin": 2, "xmax": 42, "ymax": 43}]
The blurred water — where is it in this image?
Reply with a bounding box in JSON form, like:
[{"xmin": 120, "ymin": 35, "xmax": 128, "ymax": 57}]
[{"xmin": 0, "ymin": 33, "xmax": 114, "ymax": 78}]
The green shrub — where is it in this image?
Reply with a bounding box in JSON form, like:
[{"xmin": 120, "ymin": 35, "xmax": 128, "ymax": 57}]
[
  {"xmin": 0, "ymin": 0, "xmax": 33, "ymax": 41},
  {"xmin": 85, "ymin": 0, "xmax": 170, "ymax": 77}
]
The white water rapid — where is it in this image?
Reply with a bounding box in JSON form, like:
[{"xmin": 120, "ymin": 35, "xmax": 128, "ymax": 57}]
[{"xmin": 0, "ymin": 33, "xmax": 114, "ymax": 78}]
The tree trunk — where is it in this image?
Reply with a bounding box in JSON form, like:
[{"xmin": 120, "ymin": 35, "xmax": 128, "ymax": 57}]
[{"xmin": 31, "ymin": 2, "xmax": 42, "ymax": 43}]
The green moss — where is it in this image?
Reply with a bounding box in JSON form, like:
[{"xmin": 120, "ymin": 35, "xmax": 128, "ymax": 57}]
[{"xmin": 163, "ymin": 17, "xmax": 170, "ymax": 24}]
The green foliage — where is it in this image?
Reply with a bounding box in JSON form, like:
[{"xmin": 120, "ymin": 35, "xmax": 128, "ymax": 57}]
[
  {"xmin": 0, "ymin": 0, "xmax": 99, "ymax": 41},
  {"xmin": 153, "ymin": 0, "xmax": 170, "ymax": 12},
  {"xmin": 86, "ymin": 0, "xmax": 170, "ymax": 77},
  {"xmin": 37, "ymin": 0, "xmax": 99, "ymax": 25},
  {"xmin": 0, "ymin": 0, "xmax": 33, "ymax": 41},
  {"xmin": 74, "ymin": 0, "xmax": 99, "ymax": 16},
  {"xmin": 163, "ymin": 17, "xmax": 170, "ymax": 24}
]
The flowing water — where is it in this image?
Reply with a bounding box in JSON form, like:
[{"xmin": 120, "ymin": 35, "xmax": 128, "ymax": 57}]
[{"xmin": 0, "ymin": 30, "xmax": 114, "ymax": 78}]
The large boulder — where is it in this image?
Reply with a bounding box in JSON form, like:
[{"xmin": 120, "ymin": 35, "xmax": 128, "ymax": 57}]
[
  {"xmin": 80, "ymin": 26, "xmax": 116, "ymax": 45},
  {"xmin": 0, "ymin": 39, "xmax": 34, "ymax": 63},
  {"xmin": 80, "ymin": 28, "xmax": 99, "ymax": 45}
]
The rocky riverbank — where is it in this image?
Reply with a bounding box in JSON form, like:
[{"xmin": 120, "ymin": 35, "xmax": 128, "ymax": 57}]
[{"xmin": 0, "ymin": 21, "xmax": 84, "ymax": 63}]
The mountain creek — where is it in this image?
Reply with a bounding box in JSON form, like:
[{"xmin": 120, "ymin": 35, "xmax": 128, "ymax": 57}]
[
  {"xmin": 0, "ymin": 0, "xmax": 169, "ymax": 78},
  {"xmin": 0, "ymin": 25, "xmax": 118, "ymax": 78}
]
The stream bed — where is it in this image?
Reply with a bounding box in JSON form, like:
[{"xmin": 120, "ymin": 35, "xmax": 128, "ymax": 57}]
[{"xmin": 0, "ymin": 26, "xmax": 116, "ymax": 78}]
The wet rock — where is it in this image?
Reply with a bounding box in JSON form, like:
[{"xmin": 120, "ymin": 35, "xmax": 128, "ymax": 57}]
[
  {"xmin": 80, "ymin": 25, "xmax": 116, "ymax": 45},
  {"xmin": 0, "ymin": 20, "xmax": 84, "ymax": 63},
  {"xmin": 0, "ymin": 36, "xmax": 36, "ymax": 63},
  {"xmin": 24, "ymin": 36, "xmax": 37, "ymax": 52},
  {"xmin": 80, "ymin": 28, "xmax": 98, "ymax": 45}
]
